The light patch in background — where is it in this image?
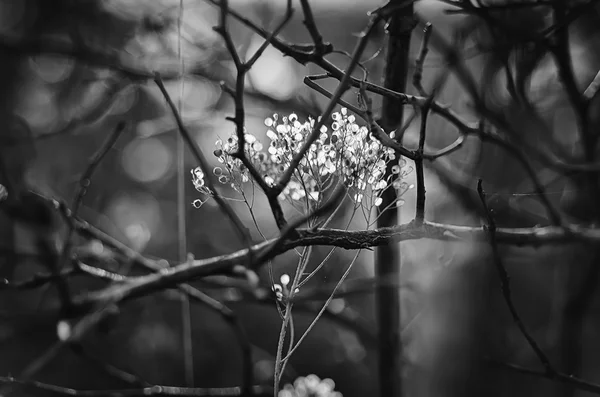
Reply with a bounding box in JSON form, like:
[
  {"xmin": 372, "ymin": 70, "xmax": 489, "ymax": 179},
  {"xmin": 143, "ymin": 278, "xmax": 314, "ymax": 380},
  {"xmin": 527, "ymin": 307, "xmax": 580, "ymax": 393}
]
[
  {"xmin": 15, "ymin": 84, "xmax": 59, "ymax": 134},
  {"xmin": 0, "ymin": 0, "xmax": 32, "ymax": 38},
  {"xmin": 129, "ymin": 322, "xmax": 179, "ymax": 357},
  {"xmin": 108, "ymin": 84, "xmax": 139, "ymax": 117},
  {"xmin": 77, "ymin": 79, "xmax": 124, "ymax": 118},
  {"xmin": 179, "ymin": 2, "xmax": 220, "ymax": 59},
  {"xmin": 137, "ymin": 117, "xmax": 177, "ymax": 137},
  {"xmin": 107, "ymin": 192, "xmax": 161, "ymax": 251},
  {"xmin": 156, "ymin": 77, "xmax": 221, "ymax": 116},
  {"xmin": 100, "ymin": 0, "xmax": 173, "ymax": 21},
  {"xmin": 332, "ymin": 328, "xmax": 367, "ymax": 364},
  {"xmin": 254, "ymin": 359, "xmax": 275, "ymax": 384},
  {"xmin": 122, "ymin": 137, "xmax": 173, "ymax": 183},
  {"xmin": 139, "ymin": 78, "xmax": 220, "ymax": 136},
  {"xmin": 29, "ymin": 55, "xmax": 75, "ymax": 84},
  {"xmin": 246, "ymin": 34, "xmax": 298, "ymax": 101}
]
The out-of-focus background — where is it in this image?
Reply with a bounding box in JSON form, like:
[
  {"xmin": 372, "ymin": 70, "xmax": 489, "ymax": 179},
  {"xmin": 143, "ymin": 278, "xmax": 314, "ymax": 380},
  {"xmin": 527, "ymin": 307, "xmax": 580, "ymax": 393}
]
[{"xmin": 1, "ymin": 1, "xmax": 600, "ymax": 397}]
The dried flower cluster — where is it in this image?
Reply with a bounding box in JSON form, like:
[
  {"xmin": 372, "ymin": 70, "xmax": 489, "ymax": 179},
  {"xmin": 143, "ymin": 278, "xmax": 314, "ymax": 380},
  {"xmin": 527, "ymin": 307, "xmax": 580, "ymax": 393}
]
[
  {"xmin": 191, "ymin": 108, "xmax": 412, "ymax": 209},
  {"xmin": 191, "ymin": 167, "xmax": 212, "ymax": 208},
  {"xmin": 272, "ymin": 273, "xmax": 298, "ymax": 303},
  {"xmin": 278, "ymin": 374, "xmax": 342, "ymax": 397}
]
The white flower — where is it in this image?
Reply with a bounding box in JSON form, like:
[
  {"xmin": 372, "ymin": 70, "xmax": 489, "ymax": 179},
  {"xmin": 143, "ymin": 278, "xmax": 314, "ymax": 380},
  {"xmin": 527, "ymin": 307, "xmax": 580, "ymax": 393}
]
[{"xmin": 191, "ymin": 108, "xmax": 413, "ymax": 210}]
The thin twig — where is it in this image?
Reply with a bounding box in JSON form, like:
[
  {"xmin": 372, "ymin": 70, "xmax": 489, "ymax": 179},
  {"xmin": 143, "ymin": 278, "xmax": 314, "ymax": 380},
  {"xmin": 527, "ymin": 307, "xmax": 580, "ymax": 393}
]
[
  {"xmin": 176, "ymin": 0, "xmax": 194, "ymax": 387},
  {"xmin": 477, "ymin": 179, "xmax": 555, "ymax": 375},
  {"xmin": 179, "ymin": 285, "xmax": 254, "ymax": 397},
  {"xmin": 491, "ymin": 359, "xmax": 600, "ymax": 396},
  {"xmin": 549, "ymin": 4, "xmax": 600, "ymax": 392},
  {"xmin": 279, "ymin": 250, "xmax": 362, "ymax": 363},
  {"xmin": 425, "ymin": 23, "xmax": 564, "ymax": 226},
  {"xmin": 413, "ymin": 23, "xmax": 432, "ymax": 96},
  {"xmin": 414, "ymin": 97, "xmax": 431, "ymax": 225},
  {"xmin": 75, "ymin": 261, "xmax": 129, "ymax": 282},
  {"xmin": 71, "ymin": 120, "xmax": 126, "ymax": 226},
  {"xmin": 56, "ymin": 122, "xmax": 127, "ymax": 316},
  {"xmin": 299, "ymin": 0, "xmax": 327, "ymax": 54},
  {"xmin": 214, "ymin": 0, "xmax": 293, "ymax": 230},
  {"xmin": 303, "ymin": 75, "xmax": 365, "ymax": 116},
  {"xmin": 245, "ymin": 0, "xmax": 294, "ymax": 68},
  {"xmin": 274, "ymin": 12, "xmax": 384, "ymax": 194},
  {"xmin": 154, "ymin": 75, "xmax": 253, "ymax": 256},
  {"xmin": 53, "ymin": 196, "xmax": 256, "ymax": 395},
  {"xmin": 0, "ymin": 268, "xmax": 77, "ymax": 290},
  {"xmin": 70, "ymin": 343, "xmax": 151, "ymax": 387}
]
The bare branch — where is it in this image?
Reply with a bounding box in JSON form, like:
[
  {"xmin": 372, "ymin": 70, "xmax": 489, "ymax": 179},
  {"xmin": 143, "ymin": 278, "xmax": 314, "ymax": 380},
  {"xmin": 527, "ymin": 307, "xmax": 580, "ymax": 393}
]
[
  {"xmin": 1, "ymin": 268, "xmax": 76, "ymax": 290},
  {"xmin": 0, "ymin": 376, "xmax": 274, "ymax": 397},
  {"xmin": 414, "ymin": 98, "xmax": 432, "ymax": 225},
  {"xmin": 154, "ymin": 74, "xmax": 253, "ymax": 255},
  {"xmin": 245, "ymin": 0, "xmax": 294, "ymax": 68},
  {"xmin": 299, "ymin": 0, "xmax": 327, "ymax": 54},
  {"xmin": 213, "ymin": 0, "xmax": 243, "ymax": 69},
  {"xmin": 274, "ymin": 12, "xmax": 384, "ymax": 195},
  {"xmin": 491, "ymin": 360, "xmax": 600, "ymax": 396},
  {"xmin": 424, "ymin": 23, "xmax": 564, "ymax": 226},
  {"xmin": 58, "ymin": 122, "xmax": 127, "ymax": 315},
  {"xmin": 478, "ymin": 180, "xmax": 555, "ymax": 374},
  {"xmin": 413, "ymin": 22, "xmax": 432, "ymax": 96}
]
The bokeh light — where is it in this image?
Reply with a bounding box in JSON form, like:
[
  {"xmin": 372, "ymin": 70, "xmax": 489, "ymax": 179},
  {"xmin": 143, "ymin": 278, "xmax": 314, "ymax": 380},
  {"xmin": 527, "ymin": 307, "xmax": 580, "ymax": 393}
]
[
  {"xmin": 253, "ymin": 359, "xmax": 275, "ymax": 384},
  {"xmin": 108, "ymin": 84, "xmax": 139, "ymax": 117},
  {"xmin": 0, "ymin": 0, "xmax": 32, "ymax": 38},
  {"xmin": 29, "ymin": 55, "xmax": 75, "ymax": 84},
  {"xmin": 107, "ymin": 191, "xmax": 162, "ymax": 251},
  {"xmin": 121, "ymin": 137, "xmax": 173, "ymax": 183},
  {"xmin": 15, "ymin": 84, "xmax": 59, "ymax": 133},
  {"xmin": 156, "ymin": 77, "xmax": 221, "ymax": 116},
  {"xmin": 246, "ymin": 34, "xmax": 299, "ymax": 101},
  {"xmin": 138, "ymin": 78, "xmax": 220, "ymax": 137}
]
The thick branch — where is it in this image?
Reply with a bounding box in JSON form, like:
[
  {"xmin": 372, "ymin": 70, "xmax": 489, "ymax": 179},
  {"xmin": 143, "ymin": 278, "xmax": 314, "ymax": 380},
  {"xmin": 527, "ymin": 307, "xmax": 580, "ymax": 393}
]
[
  {"xmin": 0, "ymin": 376, "xmax": 273, "ymax": 397},
  {"xmin": 65, "ymin": 218, "xmax": 600, "ymax": 321}
]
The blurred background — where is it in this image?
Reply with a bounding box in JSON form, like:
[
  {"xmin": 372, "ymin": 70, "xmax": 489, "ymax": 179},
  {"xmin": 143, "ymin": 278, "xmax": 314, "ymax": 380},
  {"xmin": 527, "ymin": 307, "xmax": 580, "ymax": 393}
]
[{"xmin": 1, "ymin": 1, "xmax": 600, "ymax": 397}]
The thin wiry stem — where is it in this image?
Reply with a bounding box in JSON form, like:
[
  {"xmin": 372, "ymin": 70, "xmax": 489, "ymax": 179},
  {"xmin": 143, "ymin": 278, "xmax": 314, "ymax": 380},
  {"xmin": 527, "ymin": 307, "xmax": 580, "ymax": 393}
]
[
  {"xmin": 56, "ymin": 121, "xmax": 126, "ymax": 316},
  {"xmin": 477, "ymin": 180, "xmax": 555, "ymax": 374},
  {"xmin": 280, "ymin": 250, "xmax": 361, "ymax": 363},
  {"xmin": 274, "ymin": 246, "xmax": 311, "ymax": 394},
  {"xmin": 176, "ymin": 0, "xmax": 194, "ymax": 388},
  {"xmin": 181, "ymin": 286, "xmax": 254, "ymax": 397},
  {"xmin": 490, "ymin": 360, "xmax": 600, "ymax": 395}
]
